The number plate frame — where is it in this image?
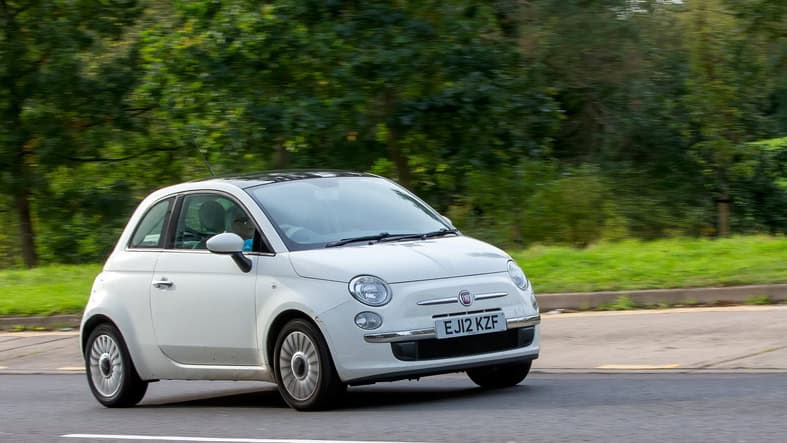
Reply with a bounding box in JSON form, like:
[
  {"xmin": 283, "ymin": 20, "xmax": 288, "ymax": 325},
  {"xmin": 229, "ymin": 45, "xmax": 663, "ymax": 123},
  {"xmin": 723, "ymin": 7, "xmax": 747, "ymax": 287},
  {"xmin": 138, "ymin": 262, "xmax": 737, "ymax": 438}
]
[{"xmin": 434, "ymin": 312, "xmax": 507, "ymax": 339}]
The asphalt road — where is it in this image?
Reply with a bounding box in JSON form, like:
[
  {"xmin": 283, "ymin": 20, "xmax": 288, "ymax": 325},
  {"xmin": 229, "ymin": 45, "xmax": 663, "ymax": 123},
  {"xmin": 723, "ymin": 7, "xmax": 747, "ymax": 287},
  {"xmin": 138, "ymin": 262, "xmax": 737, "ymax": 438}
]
[
  {"xmin": 1, "ymin": 373, "xmax": 785, "ymax": 443},
  {"xmin": 4, "ymin": 306, "xmax": 787, "ymax": 374}
]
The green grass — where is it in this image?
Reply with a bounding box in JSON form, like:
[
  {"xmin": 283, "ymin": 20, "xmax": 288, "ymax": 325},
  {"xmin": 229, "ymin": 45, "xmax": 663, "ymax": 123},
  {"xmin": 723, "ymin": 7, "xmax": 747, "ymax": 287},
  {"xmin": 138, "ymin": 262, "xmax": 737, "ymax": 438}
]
[
  {"xmin": 0, "ymin": 264, "xmax": 102, "ymax": 316},
  {"xmin": 511, "ymin": 235, "xmax": 787, "ymax": 293},
  {"xmin": 744, "ymin": 295, "xmax": 773, "ymax": 305},
  {"xmin": 0, "ymin": 235, "xmax": 785, "ymax": 316},
  {"xmin": 594, "ymin": 295, "xmax": 642, "ymax": 311}
]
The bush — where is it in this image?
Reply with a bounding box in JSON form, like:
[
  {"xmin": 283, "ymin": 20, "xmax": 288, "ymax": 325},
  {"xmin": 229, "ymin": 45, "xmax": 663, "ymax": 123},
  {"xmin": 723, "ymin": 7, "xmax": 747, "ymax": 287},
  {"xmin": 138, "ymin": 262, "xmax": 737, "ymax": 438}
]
[
  {"xmin": 521, "ymin": 167, "xmax": 608, "ymax": 246},
  {"xmin": 454, "ymin": 163, "xmax": 626, "ymax": 248}
]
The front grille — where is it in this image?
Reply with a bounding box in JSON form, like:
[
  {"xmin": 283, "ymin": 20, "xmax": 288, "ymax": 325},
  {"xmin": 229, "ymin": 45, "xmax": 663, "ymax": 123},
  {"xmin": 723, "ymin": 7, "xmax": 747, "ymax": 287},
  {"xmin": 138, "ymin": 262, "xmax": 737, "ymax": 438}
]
[
  {"xmin": 432, "ymin": 308, "xmax": 502, "ymax": 319},
  {"xmin": 391, "ymin": 326, "xmax": 535, "ymax": 361}
]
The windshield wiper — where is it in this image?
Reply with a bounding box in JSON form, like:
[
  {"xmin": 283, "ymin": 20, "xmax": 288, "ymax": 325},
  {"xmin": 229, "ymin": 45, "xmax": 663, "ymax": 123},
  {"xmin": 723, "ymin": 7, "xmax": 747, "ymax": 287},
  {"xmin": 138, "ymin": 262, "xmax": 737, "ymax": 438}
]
[
  {"xmin": 325, "ymin": 232, "xmax": 395, "ymax": 248},
  {"xmin": 325, "ymin": 229, "xmax": 459, "ymax": 248},
  {"xmin": 378, "ymin": 228, "xmax": 459, "ymax": 243}
]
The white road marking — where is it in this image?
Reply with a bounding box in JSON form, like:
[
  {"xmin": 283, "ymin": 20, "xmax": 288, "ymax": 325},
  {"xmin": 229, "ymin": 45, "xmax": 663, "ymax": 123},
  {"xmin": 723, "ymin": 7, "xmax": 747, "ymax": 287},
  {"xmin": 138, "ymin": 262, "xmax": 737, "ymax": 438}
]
[
  {"xmin": 62, "ymin": 435, "xmax": 431, "ymax": 443},
  {"xmin": 0, "ymin": 366, "xmax": 7, "ymax": 370},
  {"xmin": 56, "ymin": 367, "xmax": 84, "ymax": 371},
  {"xmin": 596, "ymin": 364, "xmax": 681, "ymax": 370}
]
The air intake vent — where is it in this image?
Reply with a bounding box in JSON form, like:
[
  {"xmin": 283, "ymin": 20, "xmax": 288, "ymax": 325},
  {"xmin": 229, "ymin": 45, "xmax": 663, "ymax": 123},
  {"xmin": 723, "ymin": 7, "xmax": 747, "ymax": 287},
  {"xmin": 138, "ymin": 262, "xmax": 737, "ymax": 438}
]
[{"xmin": 391, "ymin": 326, "xmax": 535, "ymax": 361}]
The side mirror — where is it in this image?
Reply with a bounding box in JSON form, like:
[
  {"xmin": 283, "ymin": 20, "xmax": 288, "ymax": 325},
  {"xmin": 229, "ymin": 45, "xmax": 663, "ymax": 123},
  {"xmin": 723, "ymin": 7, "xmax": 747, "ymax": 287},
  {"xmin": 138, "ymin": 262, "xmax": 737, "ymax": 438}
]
[
  {"xmin": 441, "ymin": 215, "xmax": 453, "ymax": 228},
  {"xmin": 207, "ymin": 233, "xmax": 252, "ymax": 273}
]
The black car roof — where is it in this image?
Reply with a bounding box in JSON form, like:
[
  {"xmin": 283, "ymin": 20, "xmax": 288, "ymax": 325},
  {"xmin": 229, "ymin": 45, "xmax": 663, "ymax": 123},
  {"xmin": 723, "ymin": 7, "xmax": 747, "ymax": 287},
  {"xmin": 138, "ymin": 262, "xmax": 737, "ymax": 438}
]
[{"xmin": 192, "ymin": 170, "xmax": 379, "ymax": 189}]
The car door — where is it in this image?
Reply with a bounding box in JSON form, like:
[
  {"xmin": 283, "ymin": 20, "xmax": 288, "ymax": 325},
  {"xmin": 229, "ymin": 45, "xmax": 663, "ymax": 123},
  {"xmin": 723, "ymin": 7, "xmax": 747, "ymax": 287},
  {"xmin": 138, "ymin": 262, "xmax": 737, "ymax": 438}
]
[{"xmin": 150, "ymin": 192, "xmax": 260, "ymax": 366}]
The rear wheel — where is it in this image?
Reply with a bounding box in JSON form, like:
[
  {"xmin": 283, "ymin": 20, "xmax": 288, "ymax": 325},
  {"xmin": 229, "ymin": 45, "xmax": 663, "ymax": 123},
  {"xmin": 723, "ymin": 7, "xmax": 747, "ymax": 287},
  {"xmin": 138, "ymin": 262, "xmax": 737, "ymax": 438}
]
[
  {"xmin": 467, "ymin": 361, "xmax": 532, "ymax": 388},
  {"xmin": 273, "ymin": 319, "xmax": 346, "ymax": 411},
  {"xmin": 84, "ymin": 323, "xmax": 148, "ymax": 407}
]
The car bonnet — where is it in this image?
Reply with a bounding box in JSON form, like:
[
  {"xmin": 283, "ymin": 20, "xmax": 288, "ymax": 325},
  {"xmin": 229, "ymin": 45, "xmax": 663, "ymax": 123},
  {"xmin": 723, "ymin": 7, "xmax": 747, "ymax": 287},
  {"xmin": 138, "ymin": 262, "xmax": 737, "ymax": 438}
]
[{"xmin": 287, "ymin": 236, "xmax": 510, "ymax": 283}]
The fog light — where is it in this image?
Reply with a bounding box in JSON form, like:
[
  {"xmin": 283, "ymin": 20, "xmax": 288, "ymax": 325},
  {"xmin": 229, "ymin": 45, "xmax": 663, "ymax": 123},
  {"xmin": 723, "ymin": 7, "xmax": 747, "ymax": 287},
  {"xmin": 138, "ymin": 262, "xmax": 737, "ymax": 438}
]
[{"xmin": 354, "ymin": 311, "xmax": 383, "ymax": 330}]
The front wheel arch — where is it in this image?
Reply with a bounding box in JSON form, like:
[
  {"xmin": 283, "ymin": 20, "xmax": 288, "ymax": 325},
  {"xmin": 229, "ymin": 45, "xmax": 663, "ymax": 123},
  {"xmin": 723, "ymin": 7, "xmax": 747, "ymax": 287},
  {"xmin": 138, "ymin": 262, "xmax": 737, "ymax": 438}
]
[{"xmin": 265, "ymin": 309, "xmax": 320, "ymax": 368}]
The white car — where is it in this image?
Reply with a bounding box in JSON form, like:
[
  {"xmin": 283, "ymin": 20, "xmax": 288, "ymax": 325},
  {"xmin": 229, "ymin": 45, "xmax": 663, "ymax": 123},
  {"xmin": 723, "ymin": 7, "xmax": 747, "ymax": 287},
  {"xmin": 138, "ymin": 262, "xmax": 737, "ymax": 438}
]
[{"xmin": 81, "ymin": 171, "xmax": 540, "ymax": 410}]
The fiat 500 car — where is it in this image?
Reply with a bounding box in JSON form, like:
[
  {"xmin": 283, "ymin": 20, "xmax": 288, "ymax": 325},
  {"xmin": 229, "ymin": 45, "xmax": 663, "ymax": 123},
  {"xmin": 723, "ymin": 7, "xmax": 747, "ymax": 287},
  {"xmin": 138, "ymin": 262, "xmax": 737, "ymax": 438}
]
[{"xmin": 81, "ymin": 170, "xmax": 540, "ymax": 410}]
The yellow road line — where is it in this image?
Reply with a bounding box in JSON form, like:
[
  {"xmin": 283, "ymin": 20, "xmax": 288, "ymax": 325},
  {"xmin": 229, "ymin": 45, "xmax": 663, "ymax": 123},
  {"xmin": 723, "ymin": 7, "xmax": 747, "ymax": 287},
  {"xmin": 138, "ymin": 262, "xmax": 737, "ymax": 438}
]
[
  {"xmin": 596, "ymin": 364, "xmax": 681, "ymax": 370},
  {"xmin": 0, "ymin": 331, "xmax": 80, "ymax": 337}
]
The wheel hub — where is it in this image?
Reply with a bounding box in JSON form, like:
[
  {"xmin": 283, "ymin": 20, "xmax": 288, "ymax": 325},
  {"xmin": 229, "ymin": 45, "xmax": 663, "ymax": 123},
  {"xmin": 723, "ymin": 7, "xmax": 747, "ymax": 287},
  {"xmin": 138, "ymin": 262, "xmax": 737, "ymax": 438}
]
[
  {"xmin": 291, "ymin": 352, "xmax": 308, "ymax": 380},
  {"xmin": 99, "ymin": 353, "xmax": 113, "ymax": 377},
  {"xmin": 89, "ymin": 333, "xmax": 124, "ymax": 399}
]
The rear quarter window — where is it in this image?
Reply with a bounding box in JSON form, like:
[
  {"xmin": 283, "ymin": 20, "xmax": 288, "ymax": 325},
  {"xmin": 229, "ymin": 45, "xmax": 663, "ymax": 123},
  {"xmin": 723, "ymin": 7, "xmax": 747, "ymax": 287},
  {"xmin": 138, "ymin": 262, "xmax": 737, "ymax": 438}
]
[{"xmin": 129, "ymin": 198, "xmax": 173, "ymax": 249}]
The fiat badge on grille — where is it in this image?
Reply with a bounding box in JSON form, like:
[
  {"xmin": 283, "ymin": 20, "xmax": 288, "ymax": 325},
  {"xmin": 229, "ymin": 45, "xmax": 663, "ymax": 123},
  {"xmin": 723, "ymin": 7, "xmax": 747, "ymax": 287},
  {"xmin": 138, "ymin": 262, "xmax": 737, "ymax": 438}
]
[{"xmin": 458, "ymin": 289, "xmax": 474, "ymax": 306}]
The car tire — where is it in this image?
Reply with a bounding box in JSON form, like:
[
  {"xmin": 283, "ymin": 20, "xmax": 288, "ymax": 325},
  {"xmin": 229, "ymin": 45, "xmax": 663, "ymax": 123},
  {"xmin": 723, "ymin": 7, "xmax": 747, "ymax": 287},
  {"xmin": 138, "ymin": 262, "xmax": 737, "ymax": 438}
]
[
  {"xmin": 467, "ymin": 360, "xmax": 532, "ymax": 388},
  {"xmin": 273, "ymin": 319, "xmax": 346, "ymax": 411},
  {"xmin": 84, "ymin": 323, "xmax": 148, "ymax": 407}
]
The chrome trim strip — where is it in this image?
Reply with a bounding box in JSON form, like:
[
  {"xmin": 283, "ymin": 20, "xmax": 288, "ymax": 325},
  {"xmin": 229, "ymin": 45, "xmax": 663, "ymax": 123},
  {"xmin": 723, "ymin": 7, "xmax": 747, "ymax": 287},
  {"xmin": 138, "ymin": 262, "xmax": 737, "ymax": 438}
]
[
  {"xmin": 416, "ymin": 291, "xmax": 508, "ymax": 306},
  {"xmin": 475, "ymin": 291, "xmax": 508, "ymax": 301},
  {"xmin": 364, "ymin": 328, "xmax": 437, "ymax": 343},
  {"xmin": 506, "ymin": 314, "xmax": 542, "ymax": 329},
  {"xmin": 416, "ymin": 297, "xmax": 456, "ymax": 306},
  {"xmin": 363, "ymin": 314, "xmax": 540, "ymax": 343}
]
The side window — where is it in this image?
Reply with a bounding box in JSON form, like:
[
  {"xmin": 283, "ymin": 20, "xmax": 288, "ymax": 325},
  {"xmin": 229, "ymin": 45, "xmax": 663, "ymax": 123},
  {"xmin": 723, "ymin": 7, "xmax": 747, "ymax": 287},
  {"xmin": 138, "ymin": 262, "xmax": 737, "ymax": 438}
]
[
  {"xmin": 174, "ymin": 194, "xmax": 261, "ymax": 251},
  {"xmin": 129, "ymin": 198, "xmax": 173, "ymax": 249}
]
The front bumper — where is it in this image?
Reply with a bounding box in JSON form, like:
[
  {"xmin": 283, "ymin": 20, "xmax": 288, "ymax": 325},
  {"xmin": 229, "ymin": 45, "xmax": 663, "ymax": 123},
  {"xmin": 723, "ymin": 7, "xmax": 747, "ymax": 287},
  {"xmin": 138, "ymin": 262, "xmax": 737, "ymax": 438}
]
[
  {"xmin": 363, "ymin": 314, "xmax": 541, "ymax": 343},
  {"xmin": 316, "ymin": 272, "xmax": 541, "ymax": 383}
]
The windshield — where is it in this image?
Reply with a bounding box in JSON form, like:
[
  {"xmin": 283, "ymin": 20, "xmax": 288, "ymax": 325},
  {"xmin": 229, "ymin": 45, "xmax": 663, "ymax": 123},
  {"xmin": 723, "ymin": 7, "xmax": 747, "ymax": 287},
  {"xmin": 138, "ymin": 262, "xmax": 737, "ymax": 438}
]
[{"xmin": 248, "ymin": 177, "xmax": 451, "ymax": 251}]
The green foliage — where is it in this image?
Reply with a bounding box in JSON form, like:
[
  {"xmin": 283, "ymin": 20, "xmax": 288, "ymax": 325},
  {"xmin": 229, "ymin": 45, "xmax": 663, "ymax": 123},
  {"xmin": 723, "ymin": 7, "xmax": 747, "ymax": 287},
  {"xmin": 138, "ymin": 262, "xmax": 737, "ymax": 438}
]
[
  {"xmin": 454, "ymin": 160, "xmax": 558, "ymax": 247},
  {"xmin": 522, "ymin": 167, "xmax": 609, "ymax": 246},
  {"xmin": 0, "ymin": 195, "xmax": 20, "ymax": 268},
  {"xmin": 596, "ymin": 295, "xmax": 641, "ymax": 311},
  {"xmin": 0, "ymin": 0, "xmax": 785, "ymax": 267},
  {"xmin": 744, "ymin": 295, "xmax": 773, "ymax": 306},
  {"xmin": 136, "ymin": 0, "xmax": 560, "ymax": 181},
  {"xmin": 727, "ymin": 139, "xmax": 787, "ymax": 233},
  {"xmin": 455, "ymin": 164, "xmax": 628, "ymax": 248}
]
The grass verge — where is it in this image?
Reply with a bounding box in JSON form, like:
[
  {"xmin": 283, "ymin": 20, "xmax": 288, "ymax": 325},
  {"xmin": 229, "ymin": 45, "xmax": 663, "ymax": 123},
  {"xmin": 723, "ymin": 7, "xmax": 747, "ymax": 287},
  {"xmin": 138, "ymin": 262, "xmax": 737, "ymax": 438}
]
[
  {"xmin": 510, "ymin": 235, "xmax": 786, "ymax": 293},
  {"xmin": 0, "ymin": 235, "xmax": 785, "ymax": 316},
  {"xmin": 0, "ymin": 264, "xmax": 102, "ymax": 316}
]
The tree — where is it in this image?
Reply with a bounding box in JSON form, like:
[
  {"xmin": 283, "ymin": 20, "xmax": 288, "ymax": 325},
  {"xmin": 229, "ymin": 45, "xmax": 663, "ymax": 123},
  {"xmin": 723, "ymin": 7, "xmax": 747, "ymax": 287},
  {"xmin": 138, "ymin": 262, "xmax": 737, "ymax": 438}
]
[
  {"xmin": 683, "ymin": 0, "xmax": 777, "ymax": 235},
  {"xmin": 518, "ymin": 0, "xmax": 712, "ymax": 237},
  {"xmin": 136, "ymin": 1, "xmax": 559, "ymax": 193},
  {"xmin": 0, "ymin": 0, "xmax": 143, "ymax": 267}
]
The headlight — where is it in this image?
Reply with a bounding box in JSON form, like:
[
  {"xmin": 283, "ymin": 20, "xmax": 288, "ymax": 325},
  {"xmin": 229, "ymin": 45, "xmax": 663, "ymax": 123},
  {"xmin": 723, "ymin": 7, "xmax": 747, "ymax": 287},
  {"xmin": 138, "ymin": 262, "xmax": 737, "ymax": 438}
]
[
  {"xmin": 507, "ymin": 260, "xmax": 530, "ymax": 290},
  {"xmin": 348, "ymin": 275, "xmax": 392, "ymax": 306}
]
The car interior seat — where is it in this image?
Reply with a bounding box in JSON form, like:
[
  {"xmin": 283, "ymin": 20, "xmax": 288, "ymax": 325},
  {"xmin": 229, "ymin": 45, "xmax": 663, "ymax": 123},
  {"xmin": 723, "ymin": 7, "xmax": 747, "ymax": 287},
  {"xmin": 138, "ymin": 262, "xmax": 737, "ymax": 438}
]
[{"xmin": 198, "ymin": 200, "xmax": 226, "ymax": 234}]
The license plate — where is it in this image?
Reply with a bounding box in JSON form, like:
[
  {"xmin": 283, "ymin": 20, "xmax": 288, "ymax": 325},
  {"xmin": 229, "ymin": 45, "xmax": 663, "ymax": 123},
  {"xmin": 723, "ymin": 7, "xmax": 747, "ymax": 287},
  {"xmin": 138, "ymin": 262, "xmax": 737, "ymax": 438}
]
[{"xmin": 435, "ymin": 312, "xmax": 507, "ymax": 339}]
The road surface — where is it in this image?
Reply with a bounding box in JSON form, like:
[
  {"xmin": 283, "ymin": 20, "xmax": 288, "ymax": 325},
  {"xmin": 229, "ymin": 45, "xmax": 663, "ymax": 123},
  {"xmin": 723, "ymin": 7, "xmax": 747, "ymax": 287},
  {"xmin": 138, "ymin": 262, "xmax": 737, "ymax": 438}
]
[
  {"xmin": 1, "ymin": 373, "xmax": 785, "ymax": 443},
  {"xmin": 0, "ymin": 305, "xmax": 785, "ymax": 442}
]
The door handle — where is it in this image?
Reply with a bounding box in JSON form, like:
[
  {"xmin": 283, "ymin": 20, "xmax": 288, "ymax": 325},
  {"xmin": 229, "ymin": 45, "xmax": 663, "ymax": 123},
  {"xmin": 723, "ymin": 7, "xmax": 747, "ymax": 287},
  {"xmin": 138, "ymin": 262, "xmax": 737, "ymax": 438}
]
[{"xmin": 152, "ymin": 279, "xmax": 173, "ymax": 289}]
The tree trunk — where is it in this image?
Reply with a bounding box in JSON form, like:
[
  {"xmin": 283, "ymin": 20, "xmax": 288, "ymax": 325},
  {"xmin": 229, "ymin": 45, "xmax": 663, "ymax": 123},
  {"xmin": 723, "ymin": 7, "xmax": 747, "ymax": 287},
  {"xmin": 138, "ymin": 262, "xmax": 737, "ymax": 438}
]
[
  {"xmin": 387, "ymin": 132, "xmax": 412, "ymax": 189},
  {"xmin": 272, "ymin": 140, "xmax": 289, "ymax": 169},
  {"xmin": 15, "ymin": 190, "xmax": 37, "ymax": 268},
  {"xmin": 383, "ymin": 90, "xmax": 412, "ymax": 188},
  {"xmin": 4, "ymin": 6, "xmax": 36, "ymax": 266},
  {"xmin": 717, "ymin": 194, "xmax": 730, "ymax": 237}
]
